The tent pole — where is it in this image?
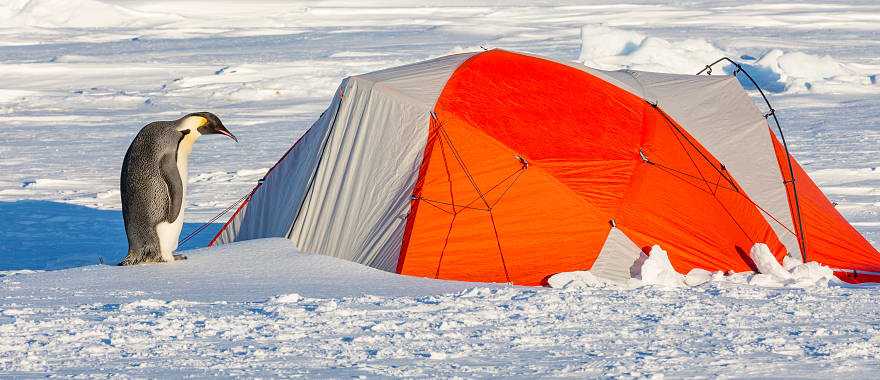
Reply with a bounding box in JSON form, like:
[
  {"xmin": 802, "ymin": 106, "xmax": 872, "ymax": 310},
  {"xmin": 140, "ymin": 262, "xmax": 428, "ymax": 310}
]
[{"xmin": 698, "ymin": 58, "xmax": 808, "ymax": 262}]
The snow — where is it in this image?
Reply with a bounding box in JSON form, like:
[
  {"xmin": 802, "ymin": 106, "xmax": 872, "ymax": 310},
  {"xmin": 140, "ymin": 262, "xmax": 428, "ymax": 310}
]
[
  {"xmin": 2, "ymin": 0, "xmax": 880, "ymax": 376},
  {"xmin": 546, "ymin": 270, "xmax": 611, "ymax": 289},
  {"xmin": 792, "ymin": 262, "xmax": 837, "ymax": 285},
  {"xmin": 750, "ymin": 243, "xmax": 795, "ymax": 281},
  {"xmin": 549, "ymin": 242, "xmax": 842, "ymax": 291},
  {"xmin": 579, "ymin": 24, "xmax": 880, "ymax": 94},
  {"xmin": 637, "ymin": 245, "xmax": 686, "ymax": 288},
  {"xmin": 551, "ymin": 242, "xmax": 843, "ymax": 290},
  {"xmin": 1, "ymin": 238, "xmax": 490, "ymax": 304},
  {"xmin": 751, "ymin": 49, "xmax": 879, "ymax": 94},
  {"xmin": 579, "ymin": 25, "xmax": 728, "ymax": 75},
  {"xmin": 3, "ymin": 239, "xmax": 880, "ymax": 377},
  {"xmin": 684, "ymin": 268, "xmax": 713, "ymax": 287},
  {"xmin": 0, "ymin": 200, "xmax": 218, "ymax": 271},
  {"xmin": 741, "ymin": 244, "xmax": 837, "ymax": 287},
  {"xmin": 0, "ymin": 0, "xmax": 178, "ymax": 28}
]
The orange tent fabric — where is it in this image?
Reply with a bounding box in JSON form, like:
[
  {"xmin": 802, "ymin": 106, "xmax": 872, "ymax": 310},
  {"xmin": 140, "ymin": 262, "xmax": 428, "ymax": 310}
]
[
  {"xmin": 771, "ymin": 135, "xmax": 880, "ymax": 283},
  {"xmin": 399, "ymin": 51, "xmax": 785, "ymax": 285}
]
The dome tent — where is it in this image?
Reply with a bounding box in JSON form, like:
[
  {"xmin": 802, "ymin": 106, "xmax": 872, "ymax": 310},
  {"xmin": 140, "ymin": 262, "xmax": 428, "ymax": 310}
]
[{"xmin": 211, "ymin": 49, "xmax": 880, "ymax": 285}]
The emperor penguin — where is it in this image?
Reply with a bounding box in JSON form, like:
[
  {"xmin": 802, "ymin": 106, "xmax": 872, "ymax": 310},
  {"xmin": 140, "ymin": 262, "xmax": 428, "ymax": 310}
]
[{"xmin": 119, "ymin": 112, "xmax": 236, "ymax": 265}]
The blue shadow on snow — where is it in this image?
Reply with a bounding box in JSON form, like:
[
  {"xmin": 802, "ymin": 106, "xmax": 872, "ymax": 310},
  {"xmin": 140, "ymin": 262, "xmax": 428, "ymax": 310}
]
[
  {"xmin": 723, "ymin": 62, "xmax": 786, "ymax": 94},
  {"xmin": 0, "ymin": 200, "xmax": 220, "ymax": 271}
]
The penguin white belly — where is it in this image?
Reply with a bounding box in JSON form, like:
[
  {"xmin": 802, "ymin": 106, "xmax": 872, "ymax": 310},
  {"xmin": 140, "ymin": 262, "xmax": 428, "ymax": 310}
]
[
  {"xmin": 155, "ymin": 137, "xmax": 193, "ymax": 262},
  {"xmin": 155, "ymin": 183, "xmax": 186, "ymax": 261}
]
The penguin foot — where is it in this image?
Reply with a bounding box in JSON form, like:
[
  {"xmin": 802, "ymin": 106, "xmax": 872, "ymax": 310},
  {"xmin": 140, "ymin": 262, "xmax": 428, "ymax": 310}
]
[
  {"xmin": 173, "ymin": 254, "xmax": 188, "ymax": 261},
  {"xmin": 118, "ymin": 258, "xmax": 133, "ymax": 266},
  {"xmin": 119, "ymin": 248, "xmax": 168, "ymax": 266}
]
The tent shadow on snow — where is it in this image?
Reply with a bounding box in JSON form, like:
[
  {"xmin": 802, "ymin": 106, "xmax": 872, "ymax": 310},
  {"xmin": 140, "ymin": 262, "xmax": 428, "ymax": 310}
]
[{"xmin": 0, "ymin": 200, "xmax": 219, "ymax": 271}]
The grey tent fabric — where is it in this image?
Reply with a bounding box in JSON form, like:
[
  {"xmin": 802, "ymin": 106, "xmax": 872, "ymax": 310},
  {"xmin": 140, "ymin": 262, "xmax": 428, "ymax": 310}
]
[
  {"xmin": 218, "ymin": 53, "xmax": 475, "ymax": 271},
  {"xmin": 590, "ymin": 227, "xmax": 644, "ymax": 283},
  {"xmin": 285, "ymin": 53, "xmax": 475, "ymax": 271},
  {"xmin": 287, "ymin": 77, "xmax": 431, "ymax": 271},
  {"xmin": 220, "ymin": 82, "xmax": 346, "ymax": 244},
  {"xmin": 356, "ymin": 52, "xmax": 477, "ymax": 105}
]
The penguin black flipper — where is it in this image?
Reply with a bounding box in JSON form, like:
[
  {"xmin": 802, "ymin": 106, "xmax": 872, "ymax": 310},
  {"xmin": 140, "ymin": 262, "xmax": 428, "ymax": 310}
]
[{"xmin": 160, "ymin": 152, "xmax": 184, "ymax": 223}]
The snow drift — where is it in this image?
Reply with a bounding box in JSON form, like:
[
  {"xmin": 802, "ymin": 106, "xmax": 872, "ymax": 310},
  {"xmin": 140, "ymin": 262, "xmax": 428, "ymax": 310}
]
[
  {"xmin": 0, "ymin": 0, "xmax": 176, "ymax": 28},
  {"xmin": 578, "ymin": 25, "xmax": 880, "ymax": 94},
  {"xmin": 578, "ymin": 25, "xmax": 727, "ymax": 75},
  {"xmin": 548, "ymin": 243, "xmax": 845, "ymax": 290},
  {"xmin": 747, "ymin": 49, "xmax": 879, "ymax": 94}
]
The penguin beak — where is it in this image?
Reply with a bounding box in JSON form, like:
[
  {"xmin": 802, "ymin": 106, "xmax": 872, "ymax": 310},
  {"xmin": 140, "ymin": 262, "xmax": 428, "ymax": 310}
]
[{"xmin": 215, "ymin": 126, "xmax": 238, "ymax": 143}]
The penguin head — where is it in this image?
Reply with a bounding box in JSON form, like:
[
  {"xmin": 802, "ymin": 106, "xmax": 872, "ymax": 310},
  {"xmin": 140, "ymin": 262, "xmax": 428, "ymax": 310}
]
[{"xmin": 176, "ymin": 112, "xmax": 237, "ymax": 142}]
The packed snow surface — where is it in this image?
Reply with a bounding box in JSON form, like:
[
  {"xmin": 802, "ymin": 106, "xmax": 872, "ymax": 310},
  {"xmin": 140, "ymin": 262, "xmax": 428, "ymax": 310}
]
[
  {"xmin": 4, "ymin": 239, "xmax": 880, "ymax": 377},
  {"xmin": 2, "ymin": 0, "xmax": 880, "ymax": 377}
]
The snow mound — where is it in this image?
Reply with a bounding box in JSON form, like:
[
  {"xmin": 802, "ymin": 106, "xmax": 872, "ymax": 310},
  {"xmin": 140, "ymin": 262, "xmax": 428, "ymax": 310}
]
[
  {"xmin": 676, "ymin": 243, "xmax": 840, "ymax": 288},
  {"xmin": 745, "ymin": 49, "xmax": 878, "ymax": 94},
  {"xmin": 750, "ymin": 243, "xmax": 794, "ymax": 281},
  {"xmin": 578, "ymin": 25, "xmax": 727, "ymax": 75},
  {"xmin": 0, "ymin": 0, "xmax": 176, "ymax": 28},
  {"xmin": 578, "ymin": 25, "xmax": 880, "ymax": 94},
  {"xmin": 758, "ymin": 50, "xmax": 851, "ymax": 82},
  {"xmin": 549, "ymin": 243, "xmax": 842, "ymax": 290},
  {"xmin": 548, "ymin": 245, "xmax": 688, "ymax": 290},
  {"xmin": 546, "ymin": 270, "xmax": 611, "ymax": 289},
  {"xmin": 547, "ymin": 245, "xmax": 687, "ymax": 289},
  {"xmin": 270, "ymin": 293, "xmax": 304, "ymax": 304},
  {"xmin": 637, "ymin": 245, "xmax": 686, "ymax": 288},
  {"xmin": 684, "ymin": 268, "xmax": 713, "ymax": 287},
  {"xmin": 749, "ymin": 243, "xmax": 836, "ymax": 287},
  {"xmin": 0, "ymin": 238, "xmax": 493, "ymax": 305}
]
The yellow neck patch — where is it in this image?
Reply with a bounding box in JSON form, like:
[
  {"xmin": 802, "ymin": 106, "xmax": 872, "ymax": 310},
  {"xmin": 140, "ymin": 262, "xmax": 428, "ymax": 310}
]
[{"xmin": 176, "ymin": 115, "xmax": 208, "ymax": 133}]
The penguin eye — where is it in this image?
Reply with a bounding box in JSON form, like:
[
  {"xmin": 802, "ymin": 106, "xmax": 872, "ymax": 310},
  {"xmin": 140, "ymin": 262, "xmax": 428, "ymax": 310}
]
[{"xmin": 180, "ymin": 129, "xmax": 191, "ymax": 136}]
